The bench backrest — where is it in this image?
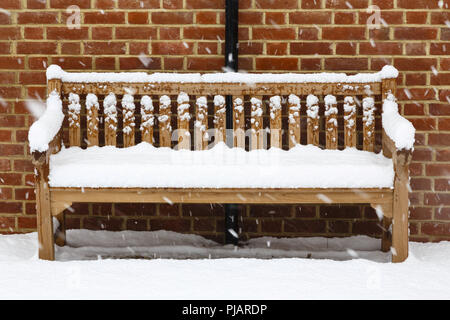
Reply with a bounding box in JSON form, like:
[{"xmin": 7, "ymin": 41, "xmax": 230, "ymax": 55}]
[{"xmin": 47, "ymin": 65, "xmax": 397, "ymax": 153}]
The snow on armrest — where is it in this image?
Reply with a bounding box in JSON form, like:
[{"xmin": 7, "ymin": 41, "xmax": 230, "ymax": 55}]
[
  {"xmin": 382, "ymin": 94, "xmax": 415, "ymax": 151},
  {"xmin": 28, "ymin": 91, "xmax": 64, "ymax": 153}
]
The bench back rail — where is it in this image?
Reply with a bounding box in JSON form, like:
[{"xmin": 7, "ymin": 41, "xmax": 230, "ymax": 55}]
[{"xmin": 51, "ymin": 79, "xmax": 395, "ymax": 153}]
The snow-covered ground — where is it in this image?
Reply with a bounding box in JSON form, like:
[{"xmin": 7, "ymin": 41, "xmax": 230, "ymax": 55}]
[{"xmin": 0, "ymin": 230, "xmax": 448, "ymax": 299}]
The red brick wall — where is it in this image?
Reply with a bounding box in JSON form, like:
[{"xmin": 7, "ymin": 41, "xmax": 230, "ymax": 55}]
[{"xmin": 0, "ymin": 0, "xmax": 449, "ymax": 242}]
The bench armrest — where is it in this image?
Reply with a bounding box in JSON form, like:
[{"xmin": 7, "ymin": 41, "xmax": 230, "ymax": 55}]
[
  {"xmin": 382, "ymin": 94, "xmax": 415, "ymax": 152},
  {"xmin": 28, "ymin": 91, "xmax": 64, "ymax": 160}
]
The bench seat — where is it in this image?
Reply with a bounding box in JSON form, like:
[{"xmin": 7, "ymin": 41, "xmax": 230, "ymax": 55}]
[{"xmin": 49, "ymin": 142, "xmax": 394, "ymax": 189}]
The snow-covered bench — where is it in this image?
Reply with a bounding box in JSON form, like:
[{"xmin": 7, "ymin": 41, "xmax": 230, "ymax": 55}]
[{"xmin": 30, "ymin": 65, "xmax": 415, "ymax": 262}]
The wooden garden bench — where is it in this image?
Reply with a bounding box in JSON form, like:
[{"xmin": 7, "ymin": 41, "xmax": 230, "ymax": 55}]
[{"xmin": 29, "ymin": 65, "xmax": 415, "ymax": 262}]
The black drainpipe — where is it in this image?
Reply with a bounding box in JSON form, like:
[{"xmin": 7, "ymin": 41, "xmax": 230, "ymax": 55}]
[{"xmin": 224, "ymin": 0, "xmax": 239, "ymax": 245}]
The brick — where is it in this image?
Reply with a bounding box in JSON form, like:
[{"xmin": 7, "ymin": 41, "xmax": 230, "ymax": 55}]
[
  {"xmin": 395, "ymin": 58, "xmax": 437, "ymax": 71},
  {"xmin": 424, "ymin": 193, "xmax": 450, "ymax": 206},
  {"xmin": 372, "ymin": 0, "xmax": 394, "ymax": 9},
  {"xmin": 398, "ymin": 0, "xmax": 440, "ymax": 9},
  {"xmin": 198, "ymin": 42, "xmax": 218, "ymax": 54},
  {"xmin": 160, "ymin": 27, "xmax": 180, "ymax": 40},
  {"xmin": 300, "ymin": 59, "xmax": 321, "ymax": 71},
  {"xmin": 84, "ymin": 217, "xmax": 123, "ymax": 231},
  {"xmin": 2, "ymin": 0, "xmax": 22, "ymax": 8},
  {"xmin": 15, "ymin": 188, "xmax": 35, "ymax": 201},
  {"xmin": 442, "ymin": 29, "xmax": 450, "ymax": 41},
  {"xmin": 119, "ymin": 57, "xmax": 161, "ymax": 69},
  {"xmin": 435, "ymin": 179, "xmax": 450, "ymax": 191},
  {"xmin": 127, "ymin": 219, "xmax": 147, "ymax": 231},
  {"xmin": 92, "ymin": 27, "xmax": 113, "ymax": 40},
  {"xmin": 197, "ymin": 12, "xmax": 217, "ymax": 24},
  {"xmin": 152, "ymin": 42, "xmax": 193, "ymax": 55},
  {"xmin": 290, "ymin": 12, "xmax": 331, "ymax": 24},
  {"xmin": 128, "ymin": 12, "xmax": 148, "ymax": 24},
  {"xmin": 184, "ymin": 27, "xmax": 224, "ymax": 40},
  {"xmin": 0, "ymin": 202, "xmax": 22, "ymax": 214},
  {"xmin": 435, "ymin": 208, "xmax": 450, "ymax": 220},
  {"xmin": 84, "ymin": 12, "xmax": 125, "ymax": 24},
  {"xmin": 405, "ymin": 74, "xmax": 427, "ymax": 86},
  {"xmin": 261, "ymin": 220, "xmax": 282, "ymax": 233},
  {"xmin": 96, "ymin": 0, "xmax": 116, "ymax": 8},
  {"xmin": 360, "ymin": 11, "xmax": 403, "ymax": 25},
  {"xmin": 360, "ymin": 42, "xmax": 402, "ymax": 55},
  {"xmin": 27, "ymin": 0, "xmax": 46, "ymax": 8},
  {"xmin": 406, "ymin": 12, "xmax": 428, "ymax": 24},
  {"xmin": 17, "ymin": 42, "xmax": 57, "ymax": 54},
  {"xmin": 421, "ymin": 222, "xmax": 450, "ymax": 236},
  {"xmin": 24, "ymin": 27, "xmax": 44, "ymax": 40},
  {"xmin": 129, "ymin": 42, "xmax": 148, "ymax": 55},
  {"xmin": 47, "ymin": 27, "xmax": 89, "ymax": 40},
  {"xmin": 320, "ymin": 205, "xmax": 361, "ymax": 219},
  {"xmin": 164, "ymin": 57, "xmax": 184, "ymax": 70},
  {"xmin": 53, "ymin": 57, "xmax": 92, "ymax": 70},
  {"xmin": 405, "ymin": 43, "xmax": 427, "ymax": 56},
  {"xmin": 84, "ymin": 42, "xmax": 126, "ymax": 55},
  {"xmin": 265, "ymin": 12, "xmax": 286, "ymax": 25},
  {"xmin": 426, "ymin": 164, "xmax": 450, "ymax": 176},
  {"xmin": 163, "ymin": 0, "xmax": 183, "ymax": 9},
  {"xmin": 182, "ymin": 204, "xmax": 223, "ymax": 217},
  {"xmin": 336, "ymin": 43, "xmax": 356, "ymax": 55},
  {"xmin": 256, "ymin": 0, "xmax": 297, "ymax": 8},
  {"xmin": 61, "ymin": 42, "xmax": 80, "ymax": 54},
  {"xmin": 253, "ymin": 28, "xmax": 296, "ymax": 40},
  {"xmin": 399, "ymin": 88, "xmax": 437, "ymax": 101},
  {"xmin": 152, "ymin": 12, "xmax": 193, "ymax": 24},
  {"xmin": 0, "ymin": 57, "xmax": 25, "ymax": 69},
  {"xmin": 193, "ymin": 218, "xmax": 216, "ymax": 232},
  {"xmin": 441, "ymin": 58, "xmax": 450, "ymax": 71},
  {"xmin": 323, "ymin": 27, "xmax": 365, "ymax": 40},
  {"xmin": 185, "ymin": 0, "xmax": 224, "ymax": 9},
  {"xmin": 266, "ymin": 43, "xmax": 288, "ymax": 55},
  {"xmin": 328, "ymin": 221, "xmax": 350, "ymax": 234},
  {"xmin": 95, "ymin": 57, "xmax": 116, "ymax": 70},
  {"xmin": 0, "ymin": 115, "xmax": 25, "ymax": 127},
  {"xmin": 394, "ymin": 28, "xmax": 438, "ymax": 40},
  {"xmin": 431, "ymin": 73, "xmax": 450, "ymax": 86},
  {"xmin": 255, "ymin": 57, "xmax": 298, "ymax": 71},
  {"xmin": 298, "ymin": 28, "xmax": 319, "ymax": 40},
  {"xmin": 410, "ymin": 178, "xmax": 432, "ymax": 191},
  {"xmin": 352, "ymin": 221, "xmax": 383, "ymax": 236},
  {"xmin": 0, "ymin": 159, "xmax": 11, "ymax": 171},
  {"xmin": 0, "ymin": 28, "xmax": 20, "ymax": 40},
  {"xmin": 150, "ymin": 218, "xmax": 191, "ymax": 232},
  {"xmin": 284, "ymin": 220, "xmax": 326, "ymax": 233},
  {"xmin": 291, "ymin": 42, "xmax": 332, "ymax": 55},
  {"xmin": 18, "ymin": 12, "xmax": 58, "ymax": 24},
  {"xmin": 0, "ymin": 188, "xmax": 12, "ymax": 200},
  {"xmin": 335, "ymin": 12, "xmax": 356, "ymax": 24},
  {"xmin": 19, "ymin": 72, "xmax": 46, "ymax": 85},
  {"xmin": 187, "ymin": 57, "xmax": 222, "ymax": 71},
  {"xmin": 50, "ymin": 0, "xmax": 90, "ymax": 8},
  {"xmin": 249, "ymin": 205, "xmax": 291, "ymax": 218},
  {"xmin": 325, "ymin": 0, "xmax": 368, "ymax": 8},
  {"xmin": 430, "ymin": 104, "xmax": 450, "ymax": 116},
  {"xmin": 409, "ymin": 207, "xmax": 432, "ymax": 220},
  {"xmin": 438, "ymin": 119, "xmax": 450, "ymax": 131},
  {"xmin": 0, "ymin": 217, "xmax": 15, "ymax": 229},
  {"xmin": 325, "ymin": 58, "xmax": 368, "ymax": 70},
  {"xmin": 118, "ymin": 0, "xmax": 160, "ymax": 8}
]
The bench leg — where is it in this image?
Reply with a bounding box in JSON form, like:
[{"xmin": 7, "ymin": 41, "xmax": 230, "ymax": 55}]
[
  {"xmin": 36, "ymin": 168, "xmax": 55, "ymax": 261},
  {"xmin": 392, "ymin": 176, "xmax": 409, "ymax": 263},
  {"xmin": 55, "ymin": 212, "xmax": 66, "ymax": 247},
  {"xmin": 381, "ymin": 216, "xmax": 392, "ymax": 252}
]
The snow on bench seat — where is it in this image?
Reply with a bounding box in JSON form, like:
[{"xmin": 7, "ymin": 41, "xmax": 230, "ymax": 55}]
[{"xmin": 49, "ymin": 143, "xmax": 394, "ymax": 189}]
